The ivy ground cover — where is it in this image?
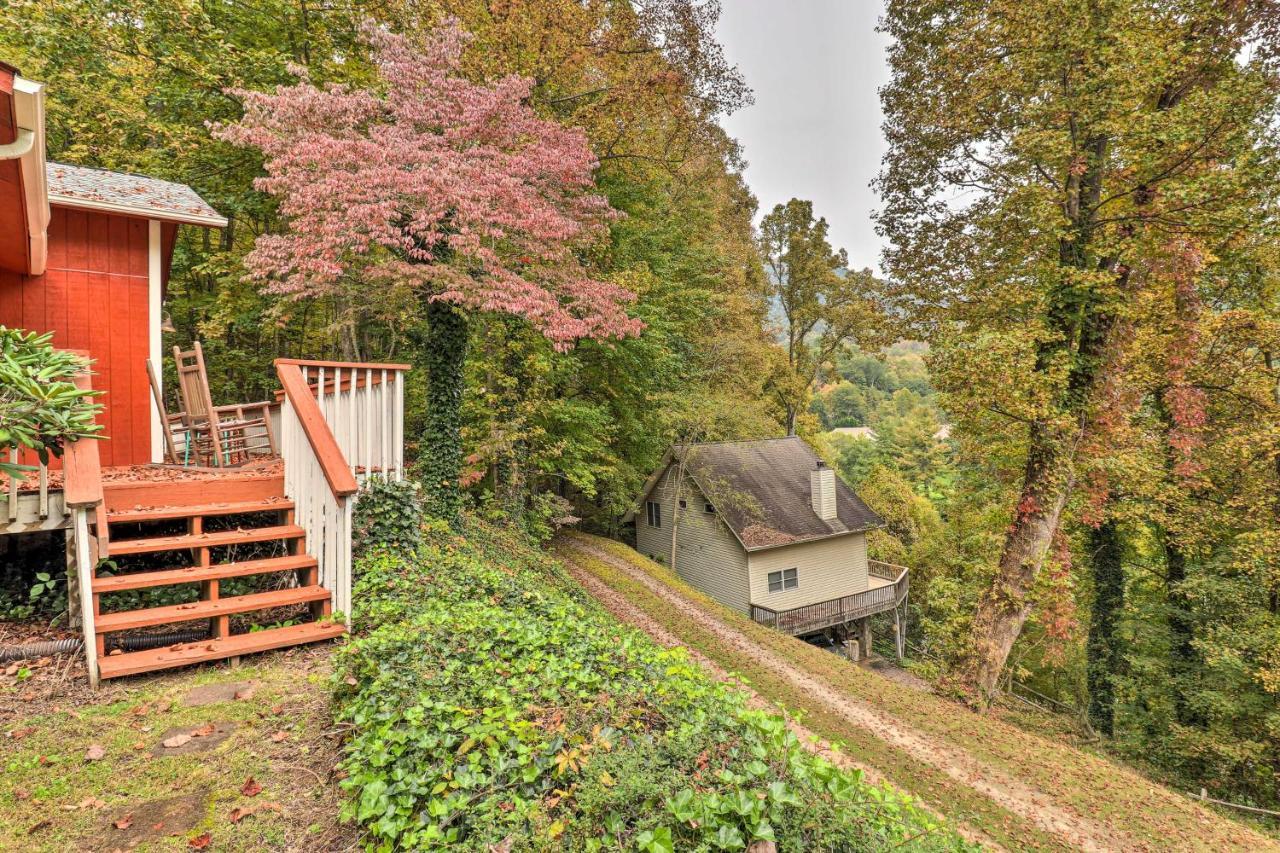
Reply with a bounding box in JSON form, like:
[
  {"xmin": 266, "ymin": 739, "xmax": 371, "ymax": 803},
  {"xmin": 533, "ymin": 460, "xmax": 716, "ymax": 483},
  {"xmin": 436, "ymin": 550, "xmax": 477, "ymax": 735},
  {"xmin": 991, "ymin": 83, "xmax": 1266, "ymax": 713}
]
[{"xmin": 332, "ymin": 520, "xmax": 971, "ymax": 851}]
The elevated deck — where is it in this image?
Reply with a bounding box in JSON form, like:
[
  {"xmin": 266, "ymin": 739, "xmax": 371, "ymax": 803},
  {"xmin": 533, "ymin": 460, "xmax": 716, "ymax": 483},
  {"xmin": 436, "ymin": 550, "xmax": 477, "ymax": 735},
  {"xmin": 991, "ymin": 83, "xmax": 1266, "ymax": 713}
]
[{"xmin": 749, "ymin": 560, "xmax": 909, "ymax": 637}]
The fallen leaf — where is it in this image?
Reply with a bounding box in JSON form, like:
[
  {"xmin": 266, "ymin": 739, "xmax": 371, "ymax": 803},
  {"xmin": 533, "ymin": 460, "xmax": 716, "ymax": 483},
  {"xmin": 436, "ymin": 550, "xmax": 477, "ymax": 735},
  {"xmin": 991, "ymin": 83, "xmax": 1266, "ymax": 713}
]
[
  {"xmin": 157, "ymin": 700, "xmax": 173, "ymax": 712},
  {"xmin": 270, "ymin": 704, "xmax": 284, "ymax": 715},
  {"xmin": 188, "ymin": 831, "xmax": 211, "ymax": 849},
  {"xmin": 85, "ymin": 744, "xmax": 106, "ymax": 761},
  {"xmin": 77, "ymin": 796, "xmax": 106, "ymax": 810},
  {"xmin": 191, "ymin": 723, "xmax": 217, "ymax": 738},
  {"xmin": 4, "ymin": 663, "xmax": 18, "ymax": 676},
  {"xmin": 9, "ymin": 727, "xmax": 35, "ymax": 740},
  {"xmin": 269, "ymin": 731, "xmax": 289, "ymax": 743},
  {"xmin": 240, "ymin": 777, "xmax": 262, "ymax": 797},
  {"xmin": 234, "ymin": 687, "xmax": 255, "ymax": 700},
  {"xmin": 114, "ymin": 814, "xmax": 134, "ymax": 830},
  {"xmin": 14, "ymin": 788, "xmax": 30, "ymax": 801},
  {"xmin": 27, "ymin": 819, "xmax": 51, "ymax": 834},
  {"xmin": 162, "ymin": 734, "xmax": 193, "ymax": 749},
  {"xmin": 132, "ymin": 740, "xmax": 146, "ymax": 751}
]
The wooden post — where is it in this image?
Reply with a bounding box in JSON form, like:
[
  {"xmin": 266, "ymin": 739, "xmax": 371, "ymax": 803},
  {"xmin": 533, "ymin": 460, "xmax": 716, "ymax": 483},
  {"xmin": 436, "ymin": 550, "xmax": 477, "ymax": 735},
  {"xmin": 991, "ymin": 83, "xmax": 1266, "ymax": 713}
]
[
  {"xmin": 859, "ymin": 617, "xmax": 872, "ymax": 660},
  {"xmin": 893, "ymin": 606, "xmax": 905, "ymax": 661},
  {"xmin": 65, "ymin": 528, "xmax": 81, "ymax": 630}
]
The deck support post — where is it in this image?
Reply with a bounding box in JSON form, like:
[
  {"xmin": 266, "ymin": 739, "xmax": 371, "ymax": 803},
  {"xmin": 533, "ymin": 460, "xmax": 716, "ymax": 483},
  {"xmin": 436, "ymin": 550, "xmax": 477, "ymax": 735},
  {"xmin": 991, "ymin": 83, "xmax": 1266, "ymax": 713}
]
[
  {"xmin": 858, "ymin": 617, "xmax": 872, "ymax": 661},
  {"xmin": 65, "ymin": 527, "xmax": 81, "ymax": 630},
  {"xmin": 893, "ymin": 606, "xmax": 904, "ymax": 662}
]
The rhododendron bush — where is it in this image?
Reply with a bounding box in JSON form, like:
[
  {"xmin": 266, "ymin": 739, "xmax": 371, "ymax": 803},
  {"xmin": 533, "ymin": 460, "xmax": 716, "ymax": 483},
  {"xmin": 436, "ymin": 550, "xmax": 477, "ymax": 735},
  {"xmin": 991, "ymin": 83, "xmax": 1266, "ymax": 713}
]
[{"xmin": 217, "ymin": 20, "xmax": 641, "ymax": 520}]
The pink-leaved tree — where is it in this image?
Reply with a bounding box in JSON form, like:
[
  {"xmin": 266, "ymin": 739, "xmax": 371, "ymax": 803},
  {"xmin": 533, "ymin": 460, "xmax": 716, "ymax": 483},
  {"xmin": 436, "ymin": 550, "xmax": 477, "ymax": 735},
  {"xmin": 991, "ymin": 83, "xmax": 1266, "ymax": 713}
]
[{"xmin": 216, "ymin": 20, "xmax": 642, "ymax": 522}]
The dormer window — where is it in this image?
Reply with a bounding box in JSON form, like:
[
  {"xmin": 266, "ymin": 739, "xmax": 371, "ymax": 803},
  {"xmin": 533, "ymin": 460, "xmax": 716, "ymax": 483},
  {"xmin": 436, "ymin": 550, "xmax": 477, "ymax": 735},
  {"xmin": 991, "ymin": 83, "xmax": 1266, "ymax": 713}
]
[{"xmin": 704, "ymin": 502, "xmax": 715, "ymax": 514}]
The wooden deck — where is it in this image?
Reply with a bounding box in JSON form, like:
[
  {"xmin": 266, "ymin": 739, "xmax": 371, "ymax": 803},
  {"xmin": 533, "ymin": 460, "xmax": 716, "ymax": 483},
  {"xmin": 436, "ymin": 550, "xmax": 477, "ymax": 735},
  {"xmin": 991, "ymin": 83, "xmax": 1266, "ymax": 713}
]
[{"xmin": 749, "ymin": 560, "xmax": 909, "ymax": 636}]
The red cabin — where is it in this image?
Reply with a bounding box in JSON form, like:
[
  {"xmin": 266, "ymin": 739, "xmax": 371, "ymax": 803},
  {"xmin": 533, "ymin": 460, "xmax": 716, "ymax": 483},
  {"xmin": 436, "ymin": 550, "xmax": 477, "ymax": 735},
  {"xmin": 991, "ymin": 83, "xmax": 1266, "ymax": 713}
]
[
  {"xmin": 0, "ymin": 60, "xmax": 227, "ymax": 466},
  {"xmin": 1, "ymin": 64, "xmax": 409, "ymax": 686}
]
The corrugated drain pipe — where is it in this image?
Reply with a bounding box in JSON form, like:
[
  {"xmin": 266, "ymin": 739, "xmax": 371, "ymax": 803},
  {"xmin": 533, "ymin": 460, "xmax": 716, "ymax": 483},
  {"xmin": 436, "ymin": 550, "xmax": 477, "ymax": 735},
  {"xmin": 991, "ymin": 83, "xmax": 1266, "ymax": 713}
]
[{"xmin": 0, "ymin": 629, "xmax": 210, "ymax": 663}]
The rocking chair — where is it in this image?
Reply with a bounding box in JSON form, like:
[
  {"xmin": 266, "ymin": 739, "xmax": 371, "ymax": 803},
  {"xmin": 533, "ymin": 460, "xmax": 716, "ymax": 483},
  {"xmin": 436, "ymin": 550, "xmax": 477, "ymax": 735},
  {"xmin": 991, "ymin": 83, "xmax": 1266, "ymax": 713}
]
[{"xmin": 172, "ymin": 342, "xmax": 277, "ymax": 467}]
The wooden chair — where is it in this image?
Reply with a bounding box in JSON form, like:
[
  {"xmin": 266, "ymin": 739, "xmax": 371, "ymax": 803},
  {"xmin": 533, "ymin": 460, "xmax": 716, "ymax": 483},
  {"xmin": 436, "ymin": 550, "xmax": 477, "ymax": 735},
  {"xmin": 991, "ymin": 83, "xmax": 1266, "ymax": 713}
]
[
  {"xmin": 146, "ymin": 358, "xmax": 189, "ymax": 465},
  {"xmin": 172, "ymin": 342, "xmax": 277, "ymax": 467}
]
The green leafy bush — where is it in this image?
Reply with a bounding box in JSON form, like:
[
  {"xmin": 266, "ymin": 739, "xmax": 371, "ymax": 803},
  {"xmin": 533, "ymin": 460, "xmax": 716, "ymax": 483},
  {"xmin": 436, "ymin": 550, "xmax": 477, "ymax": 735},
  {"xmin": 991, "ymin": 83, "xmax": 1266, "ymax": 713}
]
[
  {"xmin": 0, "ymin": 326, "xmax": 102, "ymax": 477},
  {"xmin": 334, "ymin": 521, "xmax": 969, "ymax": 851},
  {"xmin": 353, "ymin": 477, "xmax": 425, "ymax": 557}
]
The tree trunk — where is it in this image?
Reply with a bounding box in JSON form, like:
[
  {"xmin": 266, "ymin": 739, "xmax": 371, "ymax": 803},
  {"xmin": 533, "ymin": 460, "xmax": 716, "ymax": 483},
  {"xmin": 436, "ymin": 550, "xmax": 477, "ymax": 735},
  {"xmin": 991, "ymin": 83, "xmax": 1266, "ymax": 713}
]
[
  {"xmin": 1162, "ymin": 527, "xmax": 1201, "ymax": 727},
  {"xmin": 1086, "ymin": 518, "xmax": 1124, "ymax": 736},
  {"xmin": 959, "ymin": 132, "xmax": 1117, "ymax": 709},
  {"xmin": 958, "ymin": 422, "xmax": 1074, "ymax": 706},
  {"xmin": 420, "ymin": 299, "xmax": 468, "ymax": 526}
]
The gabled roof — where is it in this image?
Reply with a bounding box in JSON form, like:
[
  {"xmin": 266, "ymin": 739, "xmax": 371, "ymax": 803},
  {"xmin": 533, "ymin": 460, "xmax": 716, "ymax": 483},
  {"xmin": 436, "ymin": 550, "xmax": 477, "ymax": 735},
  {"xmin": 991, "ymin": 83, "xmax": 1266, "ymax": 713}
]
[
  {"xmin": 628, "ymin": 436, "xmax": 884, "ymax": 551},
  {"xmin": 47, "ymin": 162, "xmax": 228, "ymax": 227}
]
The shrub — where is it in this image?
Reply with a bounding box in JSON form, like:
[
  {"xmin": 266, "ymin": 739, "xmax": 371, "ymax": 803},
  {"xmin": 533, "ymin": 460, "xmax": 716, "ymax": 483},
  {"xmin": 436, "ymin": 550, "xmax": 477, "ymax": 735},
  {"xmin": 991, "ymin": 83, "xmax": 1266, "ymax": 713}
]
[
  {"xmin": 0, "ymin": 326, "xmax": 102, "ymax": 477},
  {"xmin": 353, "ymin": 477, "xmax": 425, "ymax": 557},
  {"xmin": 334, "ymin": 521, "xmax": 970, "ymax": 851}
]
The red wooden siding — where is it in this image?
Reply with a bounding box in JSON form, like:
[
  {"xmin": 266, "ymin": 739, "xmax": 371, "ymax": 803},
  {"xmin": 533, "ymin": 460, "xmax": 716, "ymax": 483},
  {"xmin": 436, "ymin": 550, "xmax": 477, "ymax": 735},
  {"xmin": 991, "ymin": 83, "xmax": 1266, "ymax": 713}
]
[{"xmin": 0, "ymin": 206, "xmax": 152, "ymax": 466}]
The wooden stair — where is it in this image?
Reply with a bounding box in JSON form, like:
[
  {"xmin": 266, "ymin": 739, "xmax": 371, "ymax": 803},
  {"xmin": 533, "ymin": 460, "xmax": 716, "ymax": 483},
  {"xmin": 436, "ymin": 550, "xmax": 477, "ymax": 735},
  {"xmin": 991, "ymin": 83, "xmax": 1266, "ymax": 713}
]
[{"xmin": 88, "ymin": 475, "xmax": 343, "ymax": 680}]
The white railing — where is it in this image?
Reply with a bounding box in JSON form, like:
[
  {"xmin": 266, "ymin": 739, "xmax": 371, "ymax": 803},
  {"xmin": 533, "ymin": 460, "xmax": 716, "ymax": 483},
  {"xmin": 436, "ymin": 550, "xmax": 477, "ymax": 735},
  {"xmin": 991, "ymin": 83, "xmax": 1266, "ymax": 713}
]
[{"xmin": 274, "ymin": 359, "xmax": 409, "ymax": 623}]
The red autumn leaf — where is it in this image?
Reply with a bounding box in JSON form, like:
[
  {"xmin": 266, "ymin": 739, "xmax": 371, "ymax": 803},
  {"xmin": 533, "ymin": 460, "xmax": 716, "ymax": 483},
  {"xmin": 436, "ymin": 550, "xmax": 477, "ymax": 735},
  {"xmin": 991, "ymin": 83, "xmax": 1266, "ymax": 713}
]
[
  {"xmin": 269, "ymin": 730, "xmax": 289, "ymax": 743},
  {"xmin": 114, "ymin": 813, "xmax": 134, "ymax": 830},
  {"xmin": 240, "ymin": 777, "xmax": 262, "ymax": 797},
  {"xmin": 188, "ymin": 831, "xmax": 211, "ymax": 849},
  {"xmin": 191, "ymin": 723, "xmax": 217, "ymax": 737}
]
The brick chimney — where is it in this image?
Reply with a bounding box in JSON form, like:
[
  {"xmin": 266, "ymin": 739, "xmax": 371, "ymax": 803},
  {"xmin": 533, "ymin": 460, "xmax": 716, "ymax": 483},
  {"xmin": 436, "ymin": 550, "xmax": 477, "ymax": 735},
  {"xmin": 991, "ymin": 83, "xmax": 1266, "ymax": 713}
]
[{"xmin": 810, "ymin": 460, "xmax": 837, "ymax": 521}]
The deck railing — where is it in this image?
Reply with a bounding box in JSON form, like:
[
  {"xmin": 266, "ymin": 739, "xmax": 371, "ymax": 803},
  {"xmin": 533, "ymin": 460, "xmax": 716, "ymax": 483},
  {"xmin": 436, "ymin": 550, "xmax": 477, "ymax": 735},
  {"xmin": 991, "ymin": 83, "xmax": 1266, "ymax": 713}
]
[
  {"xmin": 750, "ymin": 561, "xmax": 909, "ymax": 636},
  {"xmin": 274, "ymin": 359, "xmax": 409, "ymax": 623},
  {"xmin": 2, "ymin": 449, "xmax": 50, "ymax": 528}
]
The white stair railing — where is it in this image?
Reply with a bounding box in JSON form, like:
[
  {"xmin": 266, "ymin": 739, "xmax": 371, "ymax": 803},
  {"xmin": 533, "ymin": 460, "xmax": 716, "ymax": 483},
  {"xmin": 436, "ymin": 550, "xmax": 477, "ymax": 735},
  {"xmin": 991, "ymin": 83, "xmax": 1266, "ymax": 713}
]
[{"xmin": 274, "ymin": 359, "xmax": 409, "ymax": 622}]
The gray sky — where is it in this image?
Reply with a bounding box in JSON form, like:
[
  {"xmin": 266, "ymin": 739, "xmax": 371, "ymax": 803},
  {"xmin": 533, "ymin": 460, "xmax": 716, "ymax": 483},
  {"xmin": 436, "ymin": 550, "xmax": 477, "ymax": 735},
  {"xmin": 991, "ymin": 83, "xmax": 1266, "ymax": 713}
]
[{"xmin": 715, "ymin": 0, "xmax": 891, "ymax": 274}]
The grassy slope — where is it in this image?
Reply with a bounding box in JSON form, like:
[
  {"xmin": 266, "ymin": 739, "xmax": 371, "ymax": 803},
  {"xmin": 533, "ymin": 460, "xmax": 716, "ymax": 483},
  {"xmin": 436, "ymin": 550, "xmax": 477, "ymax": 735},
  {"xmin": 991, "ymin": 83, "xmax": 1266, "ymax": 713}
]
[
  {"xmin": 559, "ymin": 532, "xmax": 1276, "ymax": 852},
  {"xmin": 0, "ymin": 649, "xmax": 351, "ymax": 852}
]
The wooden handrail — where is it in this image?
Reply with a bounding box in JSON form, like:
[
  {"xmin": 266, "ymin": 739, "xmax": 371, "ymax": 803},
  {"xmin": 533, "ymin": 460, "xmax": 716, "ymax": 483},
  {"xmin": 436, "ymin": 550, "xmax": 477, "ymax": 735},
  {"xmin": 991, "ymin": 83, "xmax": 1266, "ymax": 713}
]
[
  {"xmin": 269, "ymin": 365, "xmax": 405, "ymax": 403},
  {"xmin": 61, "ymin": 361, "xmax": 104, "ymax": 509},
  {"xmin": 275, "ymin": 357, "xmax": 412, "ymax": 371},
  {"xmin": 275, "ymin": 362, "xmax": 359, "ymax": 499}
]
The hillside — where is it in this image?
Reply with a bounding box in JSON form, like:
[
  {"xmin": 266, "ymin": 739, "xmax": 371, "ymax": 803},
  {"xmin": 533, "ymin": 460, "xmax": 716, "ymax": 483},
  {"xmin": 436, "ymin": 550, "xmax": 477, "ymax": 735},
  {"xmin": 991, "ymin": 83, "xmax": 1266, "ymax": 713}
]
[{"xmin": 554, "ymin": 533, "xmax": 1278, "ymax": 853}]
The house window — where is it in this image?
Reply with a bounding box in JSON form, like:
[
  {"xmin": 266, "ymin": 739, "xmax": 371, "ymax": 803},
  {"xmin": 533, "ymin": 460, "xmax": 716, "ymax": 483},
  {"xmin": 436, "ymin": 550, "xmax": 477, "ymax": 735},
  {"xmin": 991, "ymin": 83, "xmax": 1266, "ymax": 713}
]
[
  {"xmin": 679, "ymin": 499, "xmax": 687, "ymax": 509},
  {"xmin": 646, "ymin": 501, "xmax": 662, "ymax": 528},
  {"xmin": 768, "ymin": 568, "xmax": 799, "ymax": 593},
  {"xmin": 704, "ymin": 502, "xmax": 715, "ymax": 514}
]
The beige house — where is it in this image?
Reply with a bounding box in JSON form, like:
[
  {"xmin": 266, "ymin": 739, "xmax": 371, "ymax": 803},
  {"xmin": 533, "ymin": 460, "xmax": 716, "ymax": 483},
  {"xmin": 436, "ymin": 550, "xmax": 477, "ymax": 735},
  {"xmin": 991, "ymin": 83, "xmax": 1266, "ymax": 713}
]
[{"xmin": 626, "ymin": 437, "xmax": 909, "ymax": 658}]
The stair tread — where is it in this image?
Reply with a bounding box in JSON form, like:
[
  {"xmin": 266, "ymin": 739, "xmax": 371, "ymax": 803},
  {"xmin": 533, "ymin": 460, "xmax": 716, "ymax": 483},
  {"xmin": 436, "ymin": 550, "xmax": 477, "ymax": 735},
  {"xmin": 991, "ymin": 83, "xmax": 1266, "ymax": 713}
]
[
  {"xmin": 97, "ymin": 621, "xmax": 346, "ymax": 679},
  {"xmin": 93, "ymin": 555, "xmax": 317, "ymax": 594},
  {"xmin": 107, "ymin": 499, "xmax": 294, "ymax": 524},
  {"xmin": 108, "ymin": 524, "xmax": 306, "ymax": 556},
  {"xmin": 95, "ymin": 585, "xmax": 330, "ymax": 633}
]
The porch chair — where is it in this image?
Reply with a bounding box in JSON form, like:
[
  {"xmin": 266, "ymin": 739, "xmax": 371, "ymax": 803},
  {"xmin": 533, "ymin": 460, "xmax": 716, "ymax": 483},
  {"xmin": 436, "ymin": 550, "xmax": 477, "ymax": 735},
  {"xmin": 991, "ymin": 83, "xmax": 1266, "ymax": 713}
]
[
  {"xmin": 172, "ymin": 342, "xmax": 277, "ymax": 467},
  {"xmin": 146, "ymin": 358, "xmax": 189, "ymax": 465}
]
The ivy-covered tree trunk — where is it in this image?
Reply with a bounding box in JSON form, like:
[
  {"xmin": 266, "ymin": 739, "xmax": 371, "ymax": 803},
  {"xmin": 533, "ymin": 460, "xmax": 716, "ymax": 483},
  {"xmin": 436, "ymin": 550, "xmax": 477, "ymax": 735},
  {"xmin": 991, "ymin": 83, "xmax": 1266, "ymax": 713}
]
[
  {"xmin": 959, "ymin": 425, "xmax": 1074, "ymax": 704},
  {"xmin": 420, "ymin": 299, "xmax": 468, "ymax": 526},
  {"xmin": 1162, "ymin": 528, "xmax": 1201, "ymax": 728},
  {"xmin": 957, "ymin": 133, "xmax": 1119, "ymax": 709},
  {"xmin": 1087, "ymin": 519, "xmax": 1124, "ymax": 736}
]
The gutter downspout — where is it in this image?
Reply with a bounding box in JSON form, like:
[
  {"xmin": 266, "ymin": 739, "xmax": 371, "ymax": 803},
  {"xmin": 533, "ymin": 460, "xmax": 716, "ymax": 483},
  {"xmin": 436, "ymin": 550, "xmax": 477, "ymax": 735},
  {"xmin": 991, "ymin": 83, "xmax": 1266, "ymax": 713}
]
[{"xmin": 0, "ymin": 71, "xmax": 49, "ymax": 276}]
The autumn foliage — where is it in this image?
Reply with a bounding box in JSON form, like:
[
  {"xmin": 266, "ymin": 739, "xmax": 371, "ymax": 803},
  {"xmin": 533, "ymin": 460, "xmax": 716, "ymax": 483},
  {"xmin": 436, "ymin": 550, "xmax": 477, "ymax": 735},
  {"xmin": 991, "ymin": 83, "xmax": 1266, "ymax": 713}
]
[{"xmin": 215, "ymin": 20, "xmax": 641, "ymax": 349}]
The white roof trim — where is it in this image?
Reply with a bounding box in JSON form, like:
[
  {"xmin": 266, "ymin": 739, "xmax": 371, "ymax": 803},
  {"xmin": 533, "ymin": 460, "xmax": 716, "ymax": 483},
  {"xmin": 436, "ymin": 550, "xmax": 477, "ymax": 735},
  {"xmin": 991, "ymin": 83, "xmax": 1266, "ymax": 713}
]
[{"xmin": 47, "ymin": 191, "xmax": 229, "ymax": 228}]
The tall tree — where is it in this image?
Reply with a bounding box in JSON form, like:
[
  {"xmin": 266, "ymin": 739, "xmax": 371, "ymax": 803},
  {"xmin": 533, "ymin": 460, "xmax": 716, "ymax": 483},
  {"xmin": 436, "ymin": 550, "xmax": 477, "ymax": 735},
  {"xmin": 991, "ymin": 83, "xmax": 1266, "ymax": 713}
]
[
  {"xmin": 217, "ymin": 21, "xmax": 642, "ymax": 523},
  {"xmin": 759, "ymin": 199, "xmax": 883, "ymax": 435},
  {"xmin": 878, "ymin": 0, "xmax": 1280, "ymax": 706}
]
